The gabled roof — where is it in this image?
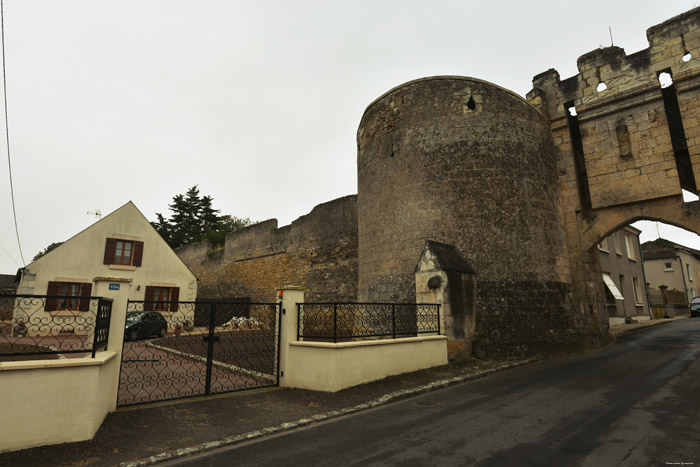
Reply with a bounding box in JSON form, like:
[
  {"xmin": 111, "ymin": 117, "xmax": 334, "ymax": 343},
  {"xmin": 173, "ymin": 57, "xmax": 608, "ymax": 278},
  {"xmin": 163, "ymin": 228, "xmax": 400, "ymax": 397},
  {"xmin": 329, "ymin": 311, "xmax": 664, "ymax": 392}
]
[
  {"xmin": 26, "ymin": 201, "xmax": 197, "ymax": 278},
  {"xmin": 641, "ymin": 238, "xmax": 700, "ymax": 261},
  {"xmin": 418, "ymin": 240, "xmax": 476, "ymax": 274}
]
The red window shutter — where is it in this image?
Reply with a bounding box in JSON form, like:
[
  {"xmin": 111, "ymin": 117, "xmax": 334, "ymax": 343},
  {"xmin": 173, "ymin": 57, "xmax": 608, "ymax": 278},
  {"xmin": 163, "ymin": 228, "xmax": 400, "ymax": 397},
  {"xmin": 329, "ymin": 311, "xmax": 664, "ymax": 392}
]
[
  {"xmin": 78, "ymin": 283, "xmax": 92, "ymax": 312},
  {"xmin": 144, "ymin": 286, "xmax": 155, "ymax": 311},
  {"xmin": 46, "ymin": 281, "xmax": 60, "ymax": 312},
  {"xmin": 132, "ymin": 241, "xmax": 144, "ymax": 267},
  {"xmin": 104, "ymin": 238, "xmax": 117, "ymax": 264},
  {"xmin": 169, "ymin": 287, "xmax": 180, "ymax": 311}
]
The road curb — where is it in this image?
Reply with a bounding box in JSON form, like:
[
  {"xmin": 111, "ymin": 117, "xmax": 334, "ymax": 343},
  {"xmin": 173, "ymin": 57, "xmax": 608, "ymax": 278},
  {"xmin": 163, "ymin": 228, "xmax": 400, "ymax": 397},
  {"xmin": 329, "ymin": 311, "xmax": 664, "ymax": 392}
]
[
  {"xmin": 610, "ymin": 316, "xmax": 687, "ymax": 338},
  {"xmin": 119, "ymin": 359, "xmax": 535, "ymax": 467}
]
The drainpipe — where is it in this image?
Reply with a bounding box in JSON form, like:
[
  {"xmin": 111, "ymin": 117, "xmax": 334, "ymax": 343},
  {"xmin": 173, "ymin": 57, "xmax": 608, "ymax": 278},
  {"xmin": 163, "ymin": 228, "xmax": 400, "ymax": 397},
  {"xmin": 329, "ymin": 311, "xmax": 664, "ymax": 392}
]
[
  {"xmin": 677, "ymin": 254, "xmax": 689, "ymax": 305},
  {"xmin": 638, "ymin": 243, "xmax": 653, "ymax": 319}
]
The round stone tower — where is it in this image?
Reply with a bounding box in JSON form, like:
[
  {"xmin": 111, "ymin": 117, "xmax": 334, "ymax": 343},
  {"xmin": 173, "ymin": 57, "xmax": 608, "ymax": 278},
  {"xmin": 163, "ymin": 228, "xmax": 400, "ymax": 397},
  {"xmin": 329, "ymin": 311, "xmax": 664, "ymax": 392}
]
[{"xmin": 357, "ymin": 76, "xmax": 581, "ymax": 355}]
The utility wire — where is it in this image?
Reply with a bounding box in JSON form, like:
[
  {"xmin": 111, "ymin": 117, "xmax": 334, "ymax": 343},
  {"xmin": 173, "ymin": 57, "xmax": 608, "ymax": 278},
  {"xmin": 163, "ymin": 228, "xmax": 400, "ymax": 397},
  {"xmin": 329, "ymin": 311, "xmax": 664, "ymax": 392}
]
[
  {"xmin": 1, "ymin": 0, "xmax": 25, "ymax": 266},
  {"xmin": 0, "ymin": 238, "xmax": 19, "ymax": 267}
]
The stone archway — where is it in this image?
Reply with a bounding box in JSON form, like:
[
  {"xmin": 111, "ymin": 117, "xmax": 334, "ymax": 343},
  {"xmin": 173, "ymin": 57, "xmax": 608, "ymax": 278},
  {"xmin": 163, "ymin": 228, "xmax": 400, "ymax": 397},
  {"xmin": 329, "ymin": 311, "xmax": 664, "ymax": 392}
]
[{"xmin": 577, "ymin": 197, "xmax": 700, "ymax": 253}]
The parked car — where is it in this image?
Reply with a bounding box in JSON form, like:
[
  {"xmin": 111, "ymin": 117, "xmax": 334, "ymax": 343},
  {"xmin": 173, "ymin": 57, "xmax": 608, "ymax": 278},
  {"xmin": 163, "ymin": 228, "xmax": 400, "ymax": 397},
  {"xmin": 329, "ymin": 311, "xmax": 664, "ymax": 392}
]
[
  {"xmin": 690, "ymin": 297, "xmax": 700, "ymax": 317},
  {"xmin": 125, "ymin": 311, "xmax": 168, "ymax": 341}
]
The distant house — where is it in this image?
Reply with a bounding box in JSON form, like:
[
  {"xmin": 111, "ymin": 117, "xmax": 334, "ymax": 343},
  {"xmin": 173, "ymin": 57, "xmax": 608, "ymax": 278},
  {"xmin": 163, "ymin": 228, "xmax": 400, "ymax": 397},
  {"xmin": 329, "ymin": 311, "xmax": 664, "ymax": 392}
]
[
  {"xmin": 642, "ymin": 238, "xmax": 700, "ymax": 304},
  {"xmin": 14, "ymin": 201, "xmax": 197, "ymax": 334},
  {"xmin": 597, "ymin": 226, "xmax": 650, "ymax": 325},
  {"xmin": 0, "ymin": 274, "xmax": 16, "ymax": 294},
  {"xmin": 0, "ymin": 274, "xmax": 17, "ymax": 321}
]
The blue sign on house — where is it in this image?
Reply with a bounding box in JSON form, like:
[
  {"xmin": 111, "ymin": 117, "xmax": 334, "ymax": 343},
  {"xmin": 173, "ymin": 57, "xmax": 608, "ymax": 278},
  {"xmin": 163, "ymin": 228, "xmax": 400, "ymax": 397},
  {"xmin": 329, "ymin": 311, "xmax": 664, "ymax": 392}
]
[{"xmin": 109, "ymin": 283, "xmax": 120, "ymax": 291}]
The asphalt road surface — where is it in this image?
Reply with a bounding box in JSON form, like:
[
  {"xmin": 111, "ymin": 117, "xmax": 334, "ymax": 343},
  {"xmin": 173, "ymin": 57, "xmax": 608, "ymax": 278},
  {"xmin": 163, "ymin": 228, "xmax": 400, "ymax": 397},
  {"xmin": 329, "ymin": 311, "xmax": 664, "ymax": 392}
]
[{"xmin": 164, "ymin": 318, "xmax": 700, "ymax": 466}]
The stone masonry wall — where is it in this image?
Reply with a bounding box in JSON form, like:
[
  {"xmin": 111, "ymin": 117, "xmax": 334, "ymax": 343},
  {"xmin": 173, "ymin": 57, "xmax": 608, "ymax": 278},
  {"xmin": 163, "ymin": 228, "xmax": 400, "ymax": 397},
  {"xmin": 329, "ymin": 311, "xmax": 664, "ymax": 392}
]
[{"xmin": 176, "ymin": 195, "xmax": 358, "ymax": 303}]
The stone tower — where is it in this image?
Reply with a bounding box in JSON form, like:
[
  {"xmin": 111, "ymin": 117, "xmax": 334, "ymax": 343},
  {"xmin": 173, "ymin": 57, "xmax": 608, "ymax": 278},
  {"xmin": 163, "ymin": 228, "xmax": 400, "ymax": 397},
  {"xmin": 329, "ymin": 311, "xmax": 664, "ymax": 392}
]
[{"xmin": 357, "ymin": 77, "xmax": 588, "ymax": 355}]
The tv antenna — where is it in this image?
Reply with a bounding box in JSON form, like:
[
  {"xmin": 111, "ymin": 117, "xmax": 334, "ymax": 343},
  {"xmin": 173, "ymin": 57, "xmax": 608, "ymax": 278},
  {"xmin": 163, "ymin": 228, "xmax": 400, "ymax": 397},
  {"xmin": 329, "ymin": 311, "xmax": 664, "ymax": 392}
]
[{"xmin": 87, "ymin": 209, "xmax": 102, "ymax": 219}]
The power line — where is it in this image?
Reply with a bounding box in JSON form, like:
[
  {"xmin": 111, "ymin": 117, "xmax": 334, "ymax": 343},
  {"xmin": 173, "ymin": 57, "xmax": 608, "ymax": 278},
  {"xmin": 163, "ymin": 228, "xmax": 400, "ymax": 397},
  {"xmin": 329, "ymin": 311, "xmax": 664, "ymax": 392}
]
[
  {"xmin": 0, "ymin": 238, "xmax": 19, "ymax": 267},
  {"xmin": 1, "ymin": 0, "xmax": 25, "ymax": 266}
]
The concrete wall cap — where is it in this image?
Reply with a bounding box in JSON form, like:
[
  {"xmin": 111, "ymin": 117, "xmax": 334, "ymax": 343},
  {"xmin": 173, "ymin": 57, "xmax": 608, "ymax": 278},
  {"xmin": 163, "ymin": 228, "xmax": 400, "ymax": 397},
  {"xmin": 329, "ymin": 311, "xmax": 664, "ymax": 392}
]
[{"xmin": 0, "ymin": 351, "xmax": 117, "ymax": 371}]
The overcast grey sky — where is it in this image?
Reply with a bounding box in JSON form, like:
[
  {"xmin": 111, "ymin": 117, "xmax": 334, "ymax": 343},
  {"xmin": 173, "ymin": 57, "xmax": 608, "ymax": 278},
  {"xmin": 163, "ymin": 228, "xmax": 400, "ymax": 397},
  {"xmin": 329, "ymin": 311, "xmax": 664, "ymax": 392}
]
[{"xmin": 1, "ymin": 0, "xmax": 698, "ymax": 273}]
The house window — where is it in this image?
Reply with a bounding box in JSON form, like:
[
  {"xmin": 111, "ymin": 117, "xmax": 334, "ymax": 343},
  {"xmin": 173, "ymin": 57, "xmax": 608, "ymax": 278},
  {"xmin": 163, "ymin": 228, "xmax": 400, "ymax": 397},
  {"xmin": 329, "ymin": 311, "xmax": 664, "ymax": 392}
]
[
  {"xmin": 619, "ymin": 274, "xmax": 625, "ymax": 297},
  {"xmin": 632, "ymin": 277, "xmax": 643, "ymax": 305},
  {"xmin": 625, "ymin": 234, "xmax": 636, "ymax": 260},
  {"xmin": 598, "ymin": 238, "xmax": 609, "ymax": 252},
  {"xmin": 602, "ymin": 273, "xmax": 623, "ymax": 301},
  {"xmin": 115, "ymin": 240, "xmax": 133, "ymax": 265},
  {"xmin": 153, "ymin": 287, "xmax": 171, "ymax": 311},
  {"xmin": 664, "ymin": 262, "xmax": 674, "ymax": 271},
  {"xmin": 144, "ymin": 285, "xmax": 180, "ymax": 312},
  {"xmin": 58, "ymin": 283, "xmax": 80, "ymax": 310},
  {"xmin": 104, "ymin": 238, "xmax": 144, "ymax": 267},
  {"xmin": 46, "ymin": 281, "xmax": 92, "ymax": 311},
  {"xmin": 687, "ymin": 264, "xmax": 694, "ymax": 282},
  {"xmin": 613, "ymin": 234, "xmax": 622, "ymax": 255}
]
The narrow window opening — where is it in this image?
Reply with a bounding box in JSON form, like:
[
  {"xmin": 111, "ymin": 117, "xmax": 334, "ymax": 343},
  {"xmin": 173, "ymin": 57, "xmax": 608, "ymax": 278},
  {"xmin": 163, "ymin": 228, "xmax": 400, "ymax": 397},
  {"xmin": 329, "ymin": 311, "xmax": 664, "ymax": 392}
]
[
  {"xmin": 596, "ymin": 82, "xmax": 608, "ymax": 93},
  {"xmin": 616, "ymin": 119, "xmax": 632, "ymax": 159},
  {"xmin": 681, "ymin": 34, "xmax": 691, "ymax": 62},
  {"xmin": 658, "ymin": 69, "xmax": 698, "ymax": 192},
  {"xmin": 467, "ymin": 96, "xmax": 476, "ymax": 111},
  {"xmin": 564, "ymin": 100, "xmax": 592, "ymax": 211},
  {"xmin": 682, "ymin": 189, "xmax": 699, "ymax": 202},
  {"xmin": 658, "ymin": 72, "xmax": 674, "ymax": 88}
]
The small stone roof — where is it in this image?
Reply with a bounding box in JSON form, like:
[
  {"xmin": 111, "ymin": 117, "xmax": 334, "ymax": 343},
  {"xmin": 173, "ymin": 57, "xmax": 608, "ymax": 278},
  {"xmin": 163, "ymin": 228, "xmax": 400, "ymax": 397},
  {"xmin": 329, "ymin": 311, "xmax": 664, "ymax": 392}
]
[{"xmin": 422, "ymin": 241, "xmax": 476, "ymax": 274}]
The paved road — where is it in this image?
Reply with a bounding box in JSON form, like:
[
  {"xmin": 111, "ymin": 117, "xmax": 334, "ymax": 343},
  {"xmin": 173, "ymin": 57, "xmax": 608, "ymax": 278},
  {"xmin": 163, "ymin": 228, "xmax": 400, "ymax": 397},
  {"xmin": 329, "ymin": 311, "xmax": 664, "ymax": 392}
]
[{"xmin": 165, "ymin": 319, "xmax": 700, "ymax": 466}]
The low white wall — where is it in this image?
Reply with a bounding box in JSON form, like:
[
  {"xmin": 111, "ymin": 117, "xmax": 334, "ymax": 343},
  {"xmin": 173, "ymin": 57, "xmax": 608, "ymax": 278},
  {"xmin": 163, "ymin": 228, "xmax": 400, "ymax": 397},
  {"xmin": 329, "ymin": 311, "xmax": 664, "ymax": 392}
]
[
  {"xmin": 284, "ymin": 336, "xmax": 448, "ymax": 392},
  {"xmin": 0, "ymin": 351, "xmax": 117, "ymax": 453}
]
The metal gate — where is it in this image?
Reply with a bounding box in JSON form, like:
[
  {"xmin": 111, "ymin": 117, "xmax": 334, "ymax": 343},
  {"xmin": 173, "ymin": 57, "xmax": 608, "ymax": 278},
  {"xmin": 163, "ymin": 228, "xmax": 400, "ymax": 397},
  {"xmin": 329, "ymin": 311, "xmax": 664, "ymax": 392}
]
[{"xmin": 117, "ymin": 300, "xmax": 281, "ymax": 407}]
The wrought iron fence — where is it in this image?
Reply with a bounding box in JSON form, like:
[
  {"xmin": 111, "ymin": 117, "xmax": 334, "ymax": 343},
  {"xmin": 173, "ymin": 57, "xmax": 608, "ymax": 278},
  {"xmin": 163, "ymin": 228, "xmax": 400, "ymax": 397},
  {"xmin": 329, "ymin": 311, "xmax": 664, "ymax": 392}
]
[
  {"xmin": 297, "ymin": 302, "xmax": 441, "ymax": 343},
  {"xmin": 118, "ymin": 300, "xmax": 280, "ymax": 406},
  {"xmin": 0, "ymin": 294, "xmax": 112, "ymax": 360}
]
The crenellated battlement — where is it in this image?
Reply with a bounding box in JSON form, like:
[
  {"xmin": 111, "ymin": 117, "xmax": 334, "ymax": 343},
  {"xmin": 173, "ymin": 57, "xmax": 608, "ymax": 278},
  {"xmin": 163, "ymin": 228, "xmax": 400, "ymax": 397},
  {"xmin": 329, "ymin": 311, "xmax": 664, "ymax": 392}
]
[{"xmin": 529, "ymin": 7, "xmax": 700, "ymax": 121}]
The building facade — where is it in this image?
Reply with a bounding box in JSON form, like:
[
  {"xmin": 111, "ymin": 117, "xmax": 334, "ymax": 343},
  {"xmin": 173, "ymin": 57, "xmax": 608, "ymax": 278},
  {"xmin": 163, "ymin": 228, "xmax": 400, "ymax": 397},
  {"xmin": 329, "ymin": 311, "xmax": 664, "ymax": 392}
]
[
  {"xmin": 642, "ymin": 238, "xmax": 700, "ymax": 303},
  {"xmin": 597, "ymin": 226, "xmax": 650, "ymax": 325},
  {"xmin": 15, "ymin": 202, "xmax": 198, "ymax": 334}
]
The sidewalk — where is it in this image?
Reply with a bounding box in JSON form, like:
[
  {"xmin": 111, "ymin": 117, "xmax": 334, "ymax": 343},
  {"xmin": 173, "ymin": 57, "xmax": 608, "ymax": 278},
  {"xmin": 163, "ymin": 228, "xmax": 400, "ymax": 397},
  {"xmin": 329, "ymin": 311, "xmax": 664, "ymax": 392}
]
[
  {"xmin": 0, "ymin": 316, "xmax": 683, "ymax": 467},
  {"xmin": 608, "ymin": 314, "xmax": 687, "ymax": 337}
]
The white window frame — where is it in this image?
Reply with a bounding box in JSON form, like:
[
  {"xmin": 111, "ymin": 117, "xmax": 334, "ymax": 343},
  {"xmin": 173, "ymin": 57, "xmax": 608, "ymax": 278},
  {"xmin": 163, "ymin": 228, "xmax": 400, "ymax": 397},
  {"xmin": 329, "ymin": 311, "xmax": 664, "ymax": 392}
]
[
  {"xmin": 613, "ymin": 234, "xmax": 622, "ymax": 255},
  {"xmin": 625, "ymin": 234, "xmax": 636, "ymax": 261},
  {"xmin": 632, "ymin": 277, "xmax": 643, "ymax": 306}
]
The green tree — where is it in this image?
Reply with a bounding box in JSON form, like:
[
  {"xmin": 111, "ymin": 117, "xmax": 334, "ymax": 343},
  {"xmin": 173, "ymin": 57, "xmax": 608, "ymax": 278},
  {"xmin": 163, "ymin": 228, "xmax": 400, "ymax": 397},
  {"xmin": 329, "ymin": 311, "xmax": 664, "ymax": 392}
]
[
  {"xmin": 153, "ymin": 186, "xmax": 252, "ymax": 249},
  {"xmin": 32, "ymin": 242, "xmax": 64, "ymax": 262}
]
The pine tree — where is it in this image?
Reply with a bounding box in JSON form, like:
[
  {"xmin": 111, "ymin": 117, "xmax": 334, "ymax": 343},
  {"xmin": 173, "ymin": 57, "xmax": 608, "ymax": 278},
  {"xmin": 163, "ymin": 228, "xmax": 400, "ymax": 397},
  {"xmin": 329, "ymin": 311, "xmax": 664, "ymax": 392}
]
[{"xmin": 152, "ymin": 186, "xmax": 251, "ymax": 249}]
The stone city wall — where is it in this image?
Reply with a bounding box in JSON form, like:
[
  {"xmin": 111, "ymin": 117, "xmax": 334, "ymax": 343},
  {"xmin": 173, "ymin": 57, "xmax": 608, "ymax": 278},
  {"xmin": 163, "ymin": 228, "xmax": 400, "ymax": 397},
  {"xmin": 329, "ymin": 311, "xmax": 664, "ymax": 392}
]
[{"xmin": 176, "ymin": 195, "xmax": 358, "ymax": 303}]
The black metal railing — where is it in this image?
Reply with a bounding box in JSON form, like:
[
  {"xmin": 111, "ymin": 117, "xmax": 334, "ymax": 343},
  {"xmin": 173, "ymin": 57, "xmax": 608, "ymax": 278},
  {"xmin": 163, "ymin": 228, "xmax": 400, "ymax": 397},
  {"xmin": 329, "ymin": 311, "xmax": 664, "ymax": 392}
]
[
  {"xmin": 297, "ymin": 302, "xmax": 441, "ymax": 343},
  {"xmin": 0, "ymin": 294, "xmax": 113, "ymax": 360}
]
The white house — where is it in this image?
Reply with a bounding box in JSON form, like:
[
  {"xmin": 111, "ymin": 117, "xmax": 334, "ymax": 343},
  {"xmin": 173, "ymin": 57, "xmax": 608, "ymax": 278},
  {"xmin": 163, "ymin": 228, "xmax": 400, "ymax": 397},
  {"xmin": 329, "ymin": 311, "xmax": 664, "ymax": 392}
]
[{"xmin": 14, "ymin": 201, "xmax": 197, "ymax": 334}]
